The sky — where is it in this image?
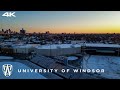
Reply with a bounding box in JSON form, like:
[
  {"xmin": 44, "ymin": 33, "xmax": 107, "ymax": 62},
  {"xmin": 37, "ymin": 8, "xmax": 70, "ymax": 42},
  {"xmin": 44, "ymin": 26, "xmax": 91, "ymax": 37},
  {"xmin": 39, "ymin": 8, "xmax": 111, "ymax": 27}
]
[{"xmin": 0, "ymin": 11, "xmax": 120, "ymax": 33}]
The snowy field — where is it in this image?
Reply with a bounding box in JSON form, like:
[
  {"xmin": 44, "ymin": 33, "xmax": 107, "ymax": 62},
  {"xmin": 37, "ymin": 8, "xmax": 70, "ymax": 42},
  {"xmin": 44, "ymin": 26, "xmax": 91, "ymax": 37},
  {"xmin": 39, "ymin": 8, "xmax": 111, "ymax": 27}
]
[
  {"xmin": 0, "ymin": 61, "xmax": 46, "ymax": 79},
  {"xmin": 83, "ymin": 55, "xmax": 120, "ymax": 79}
]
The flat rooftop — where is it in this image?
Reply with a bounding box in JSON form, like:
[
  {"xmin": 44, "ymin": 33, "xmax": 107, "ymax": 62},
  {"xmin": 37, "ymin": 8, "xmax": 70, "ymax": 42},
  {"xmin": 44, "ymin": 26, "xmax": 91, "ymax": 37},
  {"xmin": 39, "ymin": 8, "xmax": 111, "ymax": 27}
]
[
  {"xmin": 35, "ymin": 44, "xmax": 81, "ymax": 49},
  {"xmin": 35, "ymin": 43, "xmax": 120, "ymax": 49},
  {"xmin": 85, "ymin": 43, "xmax": 120, "ymax": 48},
  {"xmin": 1, "ymin": 42, "xmax": 120, "ymax": 49},
  {"xmin": 0, "ymin": 61, "xmax": 46, "ymax": 79},
  {"xmin": 83, "ymin": 55, "xmax": 120, "ymax": 79}
]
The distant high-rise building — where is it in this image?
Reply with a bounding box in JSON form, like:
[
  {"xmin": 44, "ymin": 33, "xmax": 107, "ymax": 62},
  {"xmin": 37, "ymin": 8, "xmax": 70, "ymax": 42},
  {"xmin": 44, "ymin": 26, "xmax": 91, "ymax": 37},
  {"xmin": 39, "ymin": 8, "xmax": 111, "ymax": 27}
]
[
  {"xmin": 2, "ymin": 29, "xmax": 4, "ymax": 32},
  {"xmin": 0, "ymin": 29, "xmax": 4, "ymax": 34},
  {"xmin": 20, "ymin": 28, "xmax": 26, "ymax": 34},
  {"xmin": 4, "ymin": 30, "xmax": 8, "ymax": 34},
  {"xmin": 8, "ymin": 29, "xmax": 11, "ymax": 34},
  {"xmin": 45, "ymin": 31, "xmax": 50, "ymax": 34}
]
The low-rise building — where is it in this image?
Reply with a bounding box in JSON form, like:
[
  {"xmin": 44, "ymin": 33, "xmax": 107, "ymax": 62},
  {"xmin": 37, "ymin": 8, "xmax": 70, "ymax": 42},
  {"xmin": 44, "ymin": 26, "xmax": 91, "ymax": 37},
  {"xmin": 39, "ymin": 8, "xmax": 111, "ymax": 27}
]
[{"xmin": 34, "ymin": 44, "xmax": 81, "ymax": 56}]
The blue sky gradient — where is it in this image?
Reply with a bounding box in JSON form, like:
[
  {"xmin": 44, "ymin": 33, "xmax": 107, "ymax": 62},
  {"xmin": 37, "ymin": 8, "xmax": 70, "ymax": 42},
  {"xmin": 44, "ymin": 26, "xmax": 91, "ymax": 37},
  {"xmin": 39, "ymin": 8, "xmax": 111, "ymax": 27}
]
[{"xmin": 0, "ymin": 11, "xmax": 120, "ymax": 33}]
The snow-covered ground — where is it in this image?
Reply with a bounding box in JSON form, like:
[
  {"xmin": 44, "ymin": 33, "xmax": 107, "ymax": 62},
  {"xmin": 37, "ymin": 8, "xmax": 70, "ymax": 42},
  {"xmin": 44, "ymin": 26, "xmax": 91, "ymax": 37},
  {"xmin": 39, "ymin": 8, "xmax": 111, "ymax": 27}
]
[
  {"xmin": 0, "ymin": 62, "xmax": 46, "ymax": 79},
  {"xmin": 0, "ymin": 56, "xmax": 13, "ymax": 60},
  {"xmin": 83, "ymin": 55, "xmax": 120, "ymax": 79},
  {"xmin": 67, "ymin": 56, "xmax": 78, "ymax": 61}
]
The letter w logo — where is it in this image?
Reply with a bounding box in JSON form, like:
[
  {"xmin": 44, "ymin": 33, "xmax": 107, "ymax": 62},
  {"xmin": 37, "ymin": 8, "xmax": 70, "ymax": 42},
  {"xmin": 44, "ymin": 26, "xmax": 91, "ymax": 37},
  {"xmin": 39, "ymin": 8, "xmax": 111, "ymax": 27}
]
[{"xmin": 2, "ymin": 64, "xmax": 13, "ymax": 77}]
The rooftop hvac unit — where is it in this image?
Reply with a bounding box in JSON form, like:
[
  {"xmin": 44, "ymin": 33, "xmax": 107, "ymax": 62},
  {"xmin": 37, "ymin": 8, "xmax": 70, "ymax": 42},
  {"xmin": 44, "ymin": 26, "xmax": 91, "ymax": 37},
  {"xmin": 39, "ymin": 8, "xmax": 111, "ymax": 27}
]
[
  {"xmin": 57, "ymin": 46, "xmax": 61, "ymax": 49},
  {"xmin": 71, "ymin": 45, "xmax": 75, "ymax": 48}
]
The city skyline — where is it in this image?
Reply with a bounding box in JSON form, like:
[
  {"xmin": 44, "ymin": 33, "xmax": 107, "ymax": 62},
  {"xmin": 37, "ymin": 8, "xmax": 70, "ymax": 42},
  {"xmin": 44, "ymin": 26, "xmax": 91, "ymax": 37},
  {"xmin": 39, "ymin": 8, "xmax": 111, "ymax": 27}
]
[{"xmin": 1, "ymin": 11, "xmax": 120, "ymax": 33}]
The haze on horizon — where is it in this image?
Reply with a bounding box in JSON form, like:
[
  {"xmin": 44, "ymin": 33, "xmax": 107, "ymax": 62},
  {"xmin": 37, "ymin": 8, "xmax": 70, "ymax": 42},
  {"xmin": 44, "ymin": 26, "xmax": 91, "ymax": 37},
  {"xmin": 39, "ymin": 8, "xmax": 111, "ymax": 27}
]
[{"xmin": 0, "ymin": 11, "xmax": 120, "ymax": 33}]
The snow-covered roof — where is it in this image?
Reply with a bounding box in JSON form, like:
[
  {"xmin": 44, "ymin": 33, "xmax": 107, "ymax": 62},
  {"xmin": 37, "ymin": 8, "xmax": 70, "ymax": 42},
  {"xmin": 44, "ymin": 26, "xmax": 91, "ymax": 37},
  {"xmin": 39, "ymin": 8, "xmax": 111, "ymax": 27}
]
[
  {"xmin": 35, "ymin": 44, "xmax": 81, "ymax": 49},
  {"xmin": 12, "ymin": 44, "xmax": 34, "ymax": 49},
  {"xmin": 85, "ymin": 43, "xmax": 120, "ymax": 48},
  {"xmin": 1, "ymin": 42, "xmax": 120, "ymax": 49},
  {"xmin": 0, "ymin": 62, "xmax": 46, "ymax": 79},
  {"xmin": 35, "ymin": 43, "xmax": 120, "ymax": 49},
  {"xmin": 83, "ymin": 55, "xmax": 120, "ymax": 79}
]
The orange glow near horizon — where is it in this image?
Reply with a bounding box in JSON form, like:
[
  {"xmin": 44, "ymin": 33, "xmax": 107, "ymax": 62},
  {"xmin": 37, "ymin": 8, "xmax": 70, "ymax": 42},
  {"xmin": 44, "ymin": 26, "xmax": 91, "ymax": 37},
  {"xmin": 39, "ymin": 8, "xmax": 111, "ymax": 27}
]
[{"xmin": 26, "ymin": 26, "xmax": 120, "ymax": 34}]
